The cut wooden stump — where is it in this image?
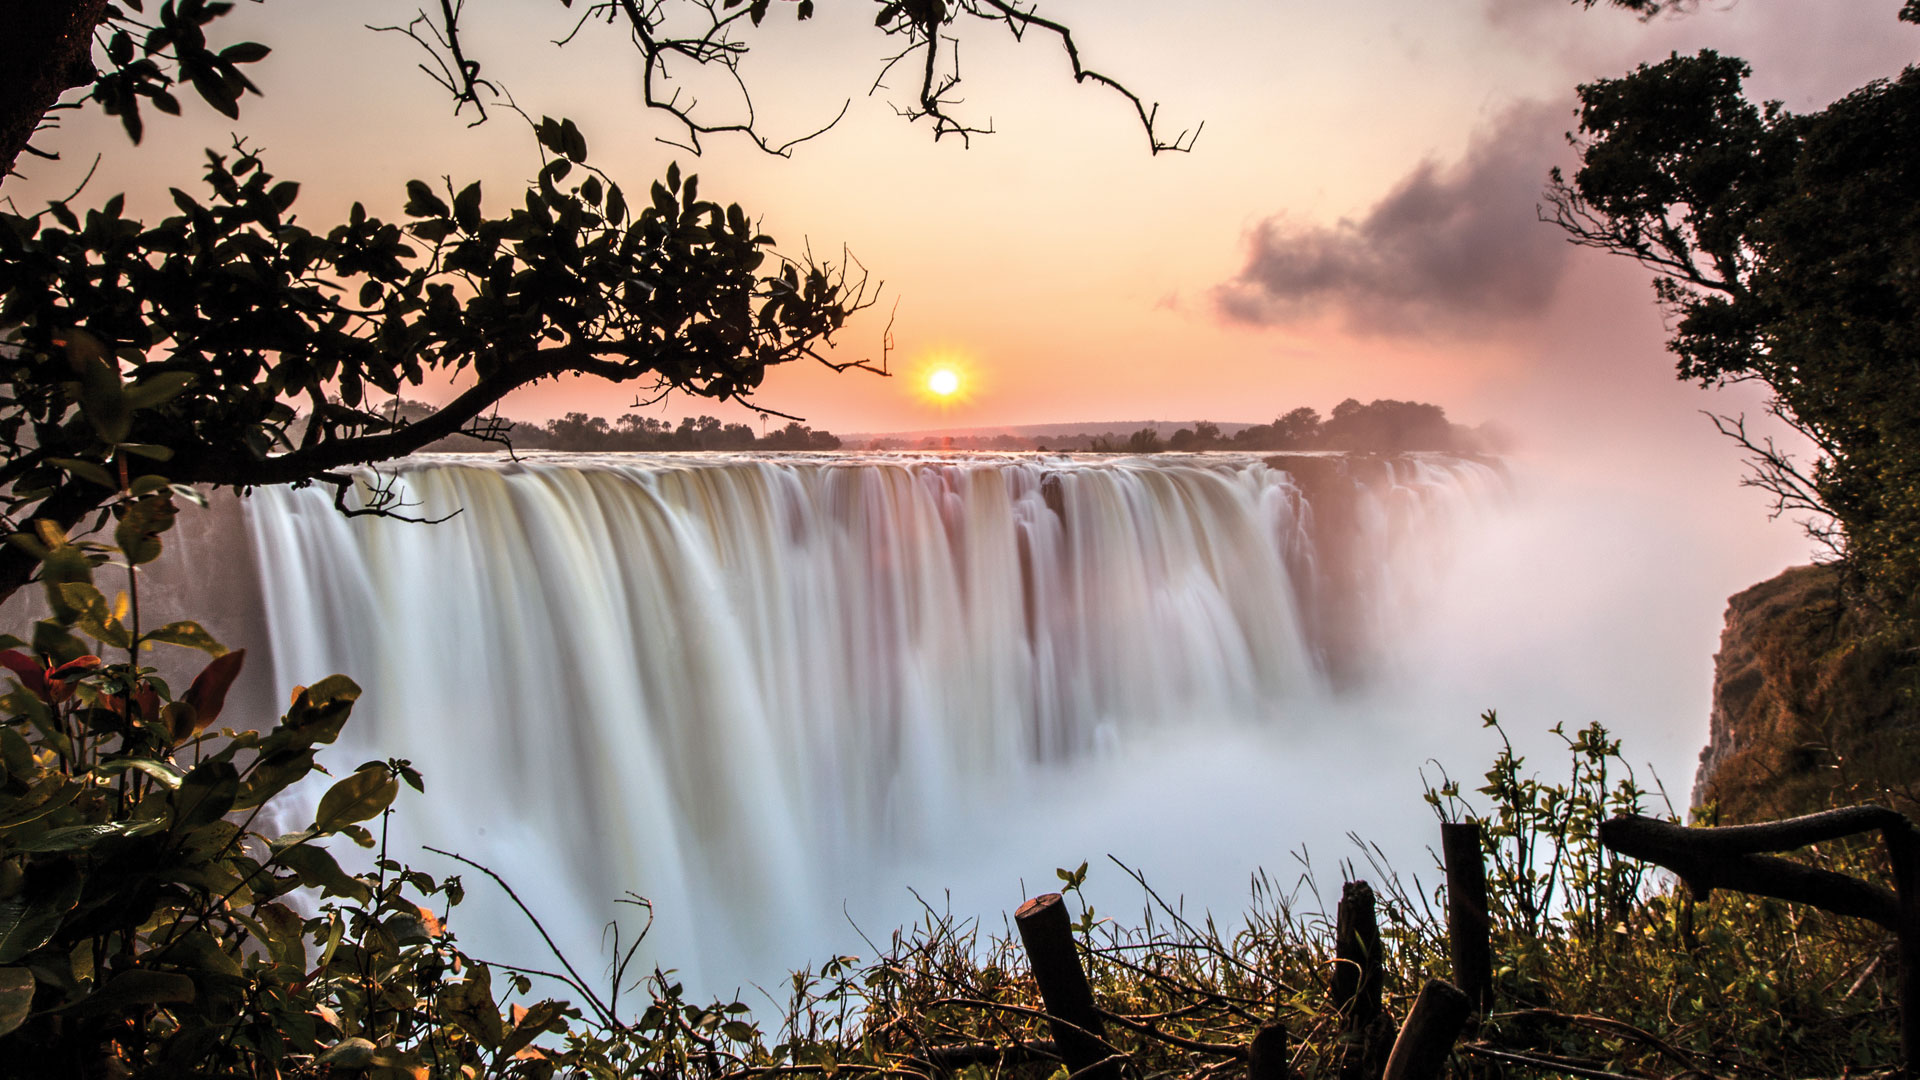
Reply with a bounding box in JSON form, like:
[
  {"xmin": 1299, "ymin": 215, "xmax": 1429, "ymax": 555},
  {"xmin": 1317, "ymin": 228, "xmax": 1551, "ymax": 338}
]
[
  {"xmin": 1249, "ymin": 1022, "xmax": 1290, "ymax": 1080},
  {"xmin": 1441, "ymin": 822, "xmax": 1494, "ymax": 1014},
  {"xmin": 1015, "ymin": 892, "xmax": 1121, "ymax": 1080},
  {"xmin": 1382, "ymin": 979, "xmax": 1471, "ymax": 1080},
  {"xmin": 1333, "ymin": 880, "xmax": 1384, "ymax": 1027}
]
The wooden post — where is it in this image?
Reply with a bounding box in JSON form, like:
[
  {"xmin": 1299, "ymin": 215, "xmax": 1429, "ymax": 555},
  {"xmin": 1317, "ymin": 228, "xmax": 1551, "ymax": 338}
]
[
  {"xmin": 1441, "ymin": 822, "xmax": 1494, "ymax": 1014},
  {"xmin": 1332, "ymin": 880, "xmax": 1384, "ymax": 1028},
  {"xmin": 1381, "ymin": 979, "xmax": 1471, "ymax": 1080},
  {"xmin": 1885, "ymin": 824, "xmax": 1920, "ymax": 1079},
  {"xmin": 1015, "ymin": 893, "xmax": 1119, "ymax": 1080},
  {"xmin": 1249, "ymin": 1022, "xmax": 1290, "ymax": 1080}
]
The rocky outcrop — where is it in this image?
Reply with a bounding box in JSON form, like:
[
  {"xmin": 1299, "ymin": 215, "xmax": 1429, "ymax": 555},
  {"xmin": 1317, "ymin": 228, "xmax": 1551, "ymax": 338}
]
[{"xmin": 1695, "ymin": 564, "xmax": 1920, "ymax": 822}]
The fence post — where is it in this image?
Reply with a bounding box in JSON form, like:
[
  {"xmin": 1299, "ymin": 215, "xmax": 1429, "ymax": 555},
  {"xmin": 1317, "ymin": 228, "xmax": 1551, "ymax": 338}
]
[
  {"xmin": 1441, "ymin": 822, "xmax": 1494, "ymax": 1014},
  {"xmin": 1249, "ymin": 1022, "xmax": 1290, "ymax": 1080},
  {"xmin": 1015, "ymin": 893, "xmax": 1120, "ymax": 1080},
  {"xmin": 1381, "ymin": 979, "xmax": 1471, "ymax": 1080},
  {"xmin": 1333, "ymin": 880, "xmax": 1384, "ymax": 1027}
]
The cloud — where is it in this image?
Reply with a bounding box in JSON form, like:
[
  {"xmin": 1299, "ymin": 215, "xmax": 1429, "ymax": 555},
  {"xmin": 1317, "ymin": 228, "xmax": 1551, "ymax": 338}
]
[{"xmin": 1214, "ymin": 101, "xmax": 1576, "ymax": 335}]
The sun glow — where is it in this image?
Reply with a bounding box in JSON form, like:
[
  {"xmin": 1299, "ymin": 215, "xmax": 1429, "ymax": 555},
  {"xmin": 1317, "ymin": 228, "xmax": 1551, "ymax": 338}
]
[{"xmin": 928, "ymin": 368, "xmax": 961, "ymax": 396}]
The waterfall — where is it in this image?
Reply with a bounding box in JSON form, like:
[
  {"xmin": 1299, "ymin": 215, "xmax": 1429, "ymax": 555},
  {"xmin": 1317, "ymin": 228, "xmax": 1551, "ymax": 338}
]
[{"xmin": 242, "ymin": 451, "xmax": 1503, "ymax": 987}]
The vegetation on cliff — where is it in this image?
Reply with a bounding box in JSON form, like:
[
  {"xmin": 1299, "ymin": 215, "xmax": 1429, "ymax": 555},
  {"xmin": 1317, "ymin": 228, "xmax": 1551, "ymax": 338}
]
[{"xmin": 1549, "ymin": 12, "xmax": 1920, "ymax": 626}]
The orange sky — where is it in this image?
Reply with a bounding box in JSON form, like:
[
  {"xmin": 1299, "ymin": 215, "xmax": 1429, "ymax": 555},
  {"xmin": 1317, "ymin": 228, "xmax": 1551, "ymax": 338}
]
[{"xmin": 10, "ymin": 1, "xmax": 1913, "ymax": 443}]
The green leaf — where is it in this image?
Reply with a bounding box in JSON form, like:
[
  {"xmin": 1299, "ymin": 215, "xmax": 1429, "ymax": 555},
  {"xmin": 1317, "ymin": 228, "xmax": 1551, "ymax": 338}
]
[
  {"xmin": 63, "ymin": 331, "xmax": 132, "ymax": 444},
  {"xmin": 0, "ymin": 865, "xmax": 81, "ymax": 964},
  {"xmin": 76, "ymin": 969, "xmax": 196, "ymax": 1012},
  {"xmin": 495, "ymin": 999, "xmax": 568, "ymax": 1062},
  {"xmin": 46, "ymin": 458, "xmax": 118, "ymax": 490},
  {"xmin": 93, "ymin": 757, "xmax": 186, "ymax": 789},
  {"xmin": 115, "ymin": 491, "xmax": 178, "ymax": 566},
  {"xmin": 56, "ymin": 582, "xmax": 130, "ymax": 649},
  {"xmin": 313, "ymin": 765, "xmax": 398, "ymax": 833},
  {"xmin": 0, "ymin": 967, "xmax": 33, "ymax": 1038},
  {"xmin": 122, "ymin": 371, "xmax": 195, "ymax": 411},
  {"xmin": 316, "ymin": 1038, "xmax": 376, "ymax": 1068},
  {"xmin": 141, "ymin": 620, "xmax": 226, "ymax": 656},
  {"xmin": 15, "ymin": 819, "xmax": 164, "ymax": 853},
  {"xmin": 171, "ymin": 760, "xmax": 239, "ymax": 829},
  {"xmin": 0, "ymin": 777, "xmax": 81, "ymax": 831},
  {"xmin": 273, "ymin": 844, "xmax": 372, "ymax": 904}
]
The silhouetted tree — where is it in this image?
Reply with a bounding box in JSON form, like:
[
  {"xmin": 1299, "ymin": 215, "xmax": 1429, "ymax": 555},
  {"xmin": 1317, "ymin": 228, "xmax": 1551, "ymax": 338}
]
[
  {"xmin": 0, "ymin": 2, "xmax": 1183, "ymax": 604},
  {"xmin": 1548, "ymin": 11, "xmax": 1920, "ymax": 616}
]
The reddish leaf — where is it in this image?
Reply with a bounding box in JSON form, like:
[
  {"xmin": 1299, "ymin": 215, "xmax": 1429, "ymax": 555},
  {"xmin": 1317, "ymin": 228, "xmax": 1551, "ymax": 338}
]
[
  {"xmin": 0, "ymin": 651, "xmax": 48, "ymax": 700},
  {"xmin": 48, "ymin": 656, "xmax": 102, "ymax": 681},
  {"xmin": 184, "ymin": 649, "xmax": 246, "ymax": 731}
]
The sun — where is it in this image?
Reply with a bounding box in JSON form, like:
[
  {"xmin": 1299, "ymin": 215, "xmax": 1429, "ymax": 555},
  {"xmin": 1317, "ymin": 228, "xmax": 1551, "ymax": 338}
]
[{"xmin": 928, "ymin": 368, "xmax": 961, "ymax": 397}]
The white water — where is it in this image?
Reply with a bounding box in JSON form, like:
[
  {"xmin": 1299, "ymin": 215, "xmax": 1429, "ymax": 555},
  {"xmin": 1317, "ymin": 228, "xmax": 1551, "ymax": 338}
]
[{"xmin": 243, "ymin": 451, "xmax": 1504, "ymax": 988}]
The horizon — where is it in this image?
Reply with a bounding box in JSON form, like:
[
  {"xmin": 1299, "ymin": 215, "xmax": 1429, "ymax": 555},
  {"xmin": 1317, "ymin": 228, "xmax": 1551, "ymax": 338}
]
[{"xmin": 9, "ymin": 2, "xmax": 1911, "ymax": 443}]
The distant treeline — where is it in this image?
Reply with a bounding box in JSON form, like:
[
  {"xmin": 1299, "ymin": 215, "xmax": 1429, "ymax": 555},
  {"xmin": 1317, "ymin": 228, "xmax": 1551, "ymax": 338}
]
[
  {"xmin": 405, "ymin": 397, "xmax": 1485, "ymax": 455},
  {"xmin": 410, "ymin": 405, "xmax": 843, "ymax": 452},
  {"xmin": 867, "ymin": 399, "xmax": 1495, "ymax": 454}
]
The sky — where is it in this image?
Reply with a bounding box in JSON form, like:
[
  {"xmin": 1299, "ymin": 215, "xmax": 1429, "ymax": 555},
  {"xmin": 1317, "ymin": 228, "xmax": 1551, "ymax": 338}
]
[{"xmin": 10, "ymin": 0, "xmax": 1912, "ymax": 439}]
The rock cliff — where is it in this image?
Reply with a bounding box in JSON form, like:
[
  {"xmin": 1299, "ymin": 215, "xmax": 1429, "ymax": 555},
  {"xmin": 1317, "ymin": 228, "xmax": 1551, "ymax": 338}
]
[{"xmin": 1695, "ymin": 563, "xmax": 1920, "ymax": 821}]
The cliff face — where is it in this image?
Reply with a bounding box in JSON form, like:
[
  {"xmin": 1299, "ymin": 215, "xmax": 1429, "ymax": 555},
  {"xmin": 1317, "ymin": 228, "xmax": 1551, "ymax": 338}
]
[{"xmin": 1696, "ymin": 563, "xmax": 1919, "ymax": 822}]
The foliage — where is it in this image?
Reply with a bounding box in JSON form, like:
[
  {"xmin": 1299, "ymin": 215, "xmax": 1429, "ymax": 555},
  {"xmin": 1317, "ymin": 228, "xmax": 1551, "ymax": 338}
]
[
  {"xmin": 0, "ymin": 469, "xmax": 865, "ymax": 1078},
  {"xmin": 0, "ymin": 129, "xmax": 873, "ymax": 599},
  {"xmin": 0, "ymin": 0, "xmax": 1192, "ymax": 606},
  {"xmin": 1548, "ymin": 34, "xmax": 1920, "ymax": 621}
]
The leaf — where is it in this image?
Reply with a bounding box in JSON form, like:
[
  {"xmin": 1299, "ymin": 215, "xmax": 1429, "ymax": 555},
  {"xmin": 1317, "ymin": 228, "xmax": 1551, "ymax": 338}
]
[
  {"xmin": 313, "ymin": 766, "xmax": 398, "ymax": 833},
  {"xmin": 77, "ymin": 969, "xmax": 196, "ymax": 1012},
  {"xmin": 141, "ymin": 620, "xmax": 226, "ymax": 656},
  {"xmin": 404, "ymin": 179, "xmax": 450, "ymax": 219},
  {"xmin": 61, "ymin": 330, "xmax": 131, "ymax": 444},
  {"xmin": 316, "ymin": 1038, "xmax": 376, "ymax": 1068},
  {"xmin": 56, "ymin": 584, "xmax": 129, "ymax": 649},
  {"xmin": 0, "ymin": 776, "xmax": 82, "ymax": 830},
  {"xmin": 15, "ymin": 819, "xmax": 164, "ymax": 853},
  {"xmin": 495, "ymin": 999, "xmax": 568, "ymax": 1062},
  {"xmin": 182, "ymin": 649, "xmax": 245, "ymax": 732},
  {"xmin": 0, "ymin": 967, "xmax": 33, "ymax": 1038},
  {"xmin": 0, "ymin": 865, "xmax": 81, "ymax": 964},
  {"xmin": 559, "ymin": 117, "xmax": 588, "ymax": 162},
  {"xmin": 219, "ymin": 41, "xmax": 270, "ymax": 63},
  {"xmin": 46, "ymin": 458, "xmax": 118, "ymax": 490},
  {"xmin": 0, "ymin": 651, "xmax": 48, "ymax": 700},
  {"xmin": 92, "ymin": 757, "xmax": 186, "ymax": 789},
  {"xmin": 171, "ymin": 760, "xmax": 239, "ymax": 829},
  {"xmin": 122, "ymin": 370, "xmax": 194, "ymax": 411},
  {"xmin": 453, "ymin": 181, "xmax": 483, "ymax": 233},
  {"xmin": 273, "ymin": 844, "xmax": 372, "ymax": 904},
  {"xmin": 114, "ymin": 491, "xmax": 178, "ymax": 566}
]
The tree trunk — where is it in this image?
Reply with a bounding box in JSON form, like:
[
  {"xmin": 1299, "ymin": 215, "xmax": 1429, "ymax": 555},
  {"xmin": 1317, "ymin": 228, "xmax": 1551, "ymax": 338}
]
[{"xmin": 0, "ymin": 0, "xmax": 111, "ymax": 183}]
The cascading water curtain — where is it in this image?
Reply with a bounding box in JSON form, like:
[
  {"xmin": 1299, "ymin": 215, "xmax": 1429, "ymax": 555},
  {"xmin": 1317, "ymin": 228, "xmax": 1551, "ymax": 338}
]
[{"xmin": 244, "ymin": 452, "xmax": 1503, "ymax": 985}]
